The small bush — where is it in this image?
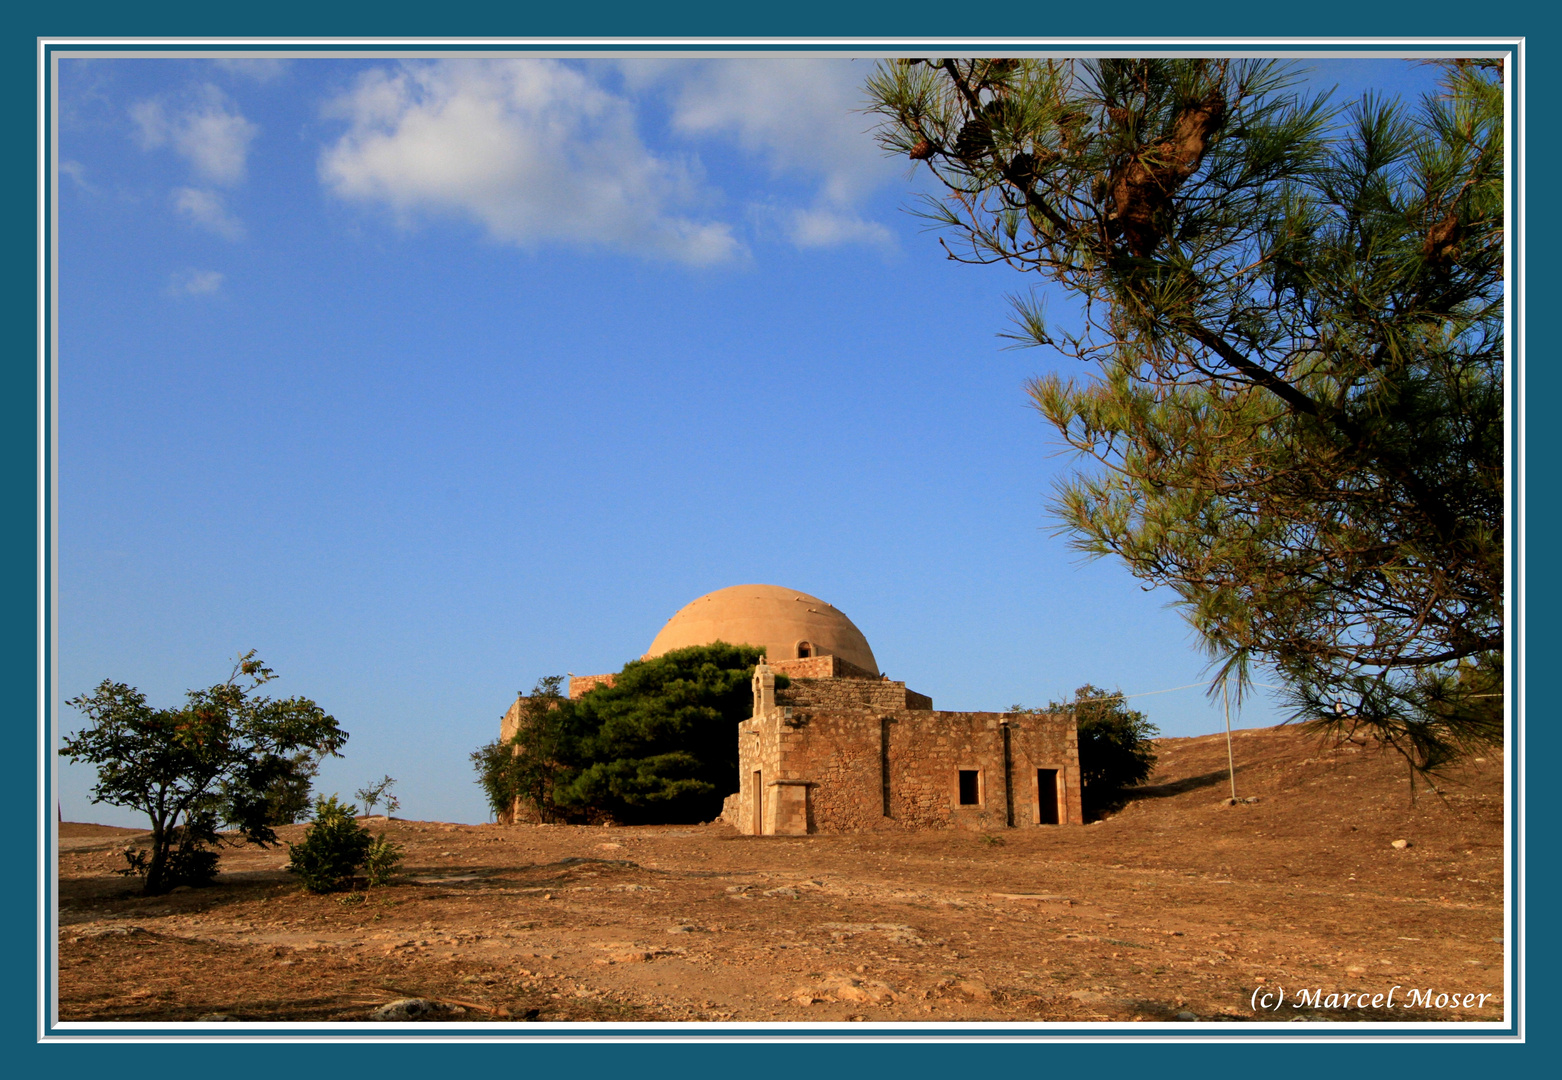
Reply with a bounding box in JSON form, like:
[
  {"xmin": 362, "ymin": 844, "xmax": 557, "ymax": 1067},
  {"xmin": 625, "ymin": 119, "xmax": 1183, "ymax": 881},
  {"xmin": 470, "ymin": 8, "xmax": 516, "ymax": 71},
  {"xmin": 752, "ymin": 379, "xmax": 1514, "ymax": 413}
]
[
  {"xmin": 288, "ymin": 795, "xmax": 372, "ymax": 893},
  {"xmin": 363, "ymin": 832, "xmax": 404, "ymax": 887}
]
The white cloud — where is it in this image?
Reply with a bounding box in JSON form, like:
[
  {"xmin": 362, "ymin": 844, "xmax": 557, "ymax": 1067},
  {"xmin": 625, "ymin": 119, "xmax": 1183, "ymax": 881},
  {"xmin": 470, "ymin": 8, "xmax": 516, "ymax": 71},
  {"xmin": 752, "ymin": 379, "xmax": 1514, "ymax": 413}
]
[
  {"xmin": 319, "ymin": 60, "xmax": 742, "ymax": 265},
  {"xmin": 619, "ymin": 58, "xmax": 899, "ymax": 252},
  {"xmin": 131, "ymin": 85, "xmax": 258, "ymax": 186},
  {"xmin": 786, "ymin": 206, "xmax": 895, "ymax": 249},
  {"xmin": 172, "ymin": 187, "xmax": 245, "ymax": 240},
  {"xmin": 168, "ymin": 269, "xmax": 225, "ymax": 296},
  {"xmin": 625, "ymin": 59, "xmax": 895, "ymax": 206}
]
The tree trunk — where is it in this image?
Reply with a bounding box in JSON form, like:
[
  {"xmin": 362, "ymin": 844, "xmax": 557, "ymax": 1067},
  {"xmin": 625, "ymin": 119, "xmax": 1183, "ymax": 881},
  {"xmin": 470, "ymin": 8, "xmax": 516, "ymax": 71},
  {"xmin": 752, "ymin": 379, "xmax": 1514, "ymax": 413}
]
[{"xmin": 143, "ymin": 821, "xmax": 169, "ymax": 896}]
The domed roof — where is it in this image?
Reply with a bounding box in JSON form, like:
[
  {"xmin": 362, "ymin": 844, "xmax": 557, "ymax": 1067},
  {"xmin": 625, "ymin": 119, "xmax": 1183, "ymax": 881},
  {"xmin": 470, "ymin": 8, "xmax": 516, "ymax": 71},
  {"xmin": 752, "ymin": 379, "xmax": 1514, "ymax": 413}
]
[{"xmin": 645, "ymin": 585, "xmax": 879, "ymax": 675}]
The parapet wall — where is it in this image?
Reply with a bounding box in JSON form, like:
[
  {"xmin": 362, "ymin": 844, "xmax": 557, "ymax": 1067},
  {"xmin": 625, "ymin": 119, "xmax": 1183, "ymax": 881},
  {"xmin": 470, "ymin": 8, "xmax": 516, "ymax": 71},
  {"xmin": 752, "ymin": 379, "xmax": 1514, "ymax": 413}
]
[
  {"xmin": 779, "ymin": 677, "xmax": 932, "ymax": 713},
  {"xmin": 769, "ymin": 654, "xmax": 879, "ymax": 681}
]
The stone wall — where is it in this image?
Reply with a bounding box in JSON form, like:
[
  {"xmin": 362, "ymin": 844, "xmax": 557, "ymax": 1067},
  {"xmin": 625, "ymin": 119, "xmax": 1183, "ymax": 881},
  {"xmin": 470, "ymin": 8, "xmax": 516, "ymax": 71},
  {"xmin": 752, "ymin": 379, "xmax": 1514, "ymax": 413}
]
[
  {"xmin": 770, "ymin": 654, "xmax": 879, "ymax": 681},
  {"xmin": 569, "ymin": 674, "xmax": 616, "ymax": 699},
  {"xmin": 779, "ymin": 676, "xmax": 932, "ymax": 713}
]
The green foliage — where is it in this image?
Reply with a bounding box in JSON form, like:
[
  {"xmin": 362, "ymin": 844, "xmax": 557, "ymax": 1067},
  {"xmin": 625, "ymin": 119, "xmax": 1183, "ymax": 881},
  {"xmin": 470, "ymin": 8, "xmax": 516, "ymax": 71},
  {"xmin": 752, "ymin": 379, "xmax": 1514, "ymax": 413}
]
[
  {"xmin": 61, "ymin": 652, "xmax": 348, "ymax": 896},
  {"xmin": 472, "ymin": 675, "xmax": 572, "ymax": 823},
  {"xmin": 363, "ymin": 832, "xmax": 404, "ymax": 887},
  {"xmin": 475, "ymin": 645, "xmax": 775, "ymax": 826},
  {"xmin": 868, "ymin": 59, "xmax": 1504, "ymax": 772},
  {"xmin": 355, "ymin": 775, "xmax": 400, "ymax": 817},
  {"xmin": 243, "ymin": 750, "xmax": 321, "ymax": 826},
  {"xmin": 287, "ymin": 795, "xmax": 374, "ymax": 893},
  {"xmin": 1020, "ymin": 685, "xmax": 1159, "ymax": 816}
]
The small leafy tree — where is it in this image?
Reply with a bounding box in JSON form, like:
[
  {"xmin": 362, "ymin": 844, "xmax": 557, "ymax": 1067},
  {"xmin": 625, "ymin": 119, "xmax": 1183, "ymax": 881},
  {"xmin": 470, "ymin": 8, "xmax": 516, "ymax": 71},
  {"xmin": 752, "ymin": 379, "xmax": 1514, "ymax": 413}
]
[
  {"xmin": 287, "ymin": 795, "xmax": 374, "ymax": 893},
  {"xmin": 355, "ymin": 775, "xmax": 400, "ymax": 817},
  {"xmin": 61, "ymin": 652, "xmax": 348, "ymax": 895},
  {"xmin": 1018, "ymin": 684, "xmax": 1159, "ymax": 816},
  {"xmin": 472, "ymin": 675, "xmax": 574, "ymax": 823}
]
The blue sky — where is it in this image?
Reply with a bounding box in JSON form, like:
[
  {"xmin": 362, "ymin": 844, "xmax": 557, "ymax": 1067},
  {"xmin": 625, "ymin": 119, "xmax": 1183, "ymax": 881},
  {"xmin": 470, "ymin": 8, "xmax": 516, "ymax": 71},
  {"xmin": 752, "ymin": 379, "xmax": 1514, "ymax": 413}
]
[{"xmin": 53, "ymin": 53, "xmax": 1453, "ymax": 826}]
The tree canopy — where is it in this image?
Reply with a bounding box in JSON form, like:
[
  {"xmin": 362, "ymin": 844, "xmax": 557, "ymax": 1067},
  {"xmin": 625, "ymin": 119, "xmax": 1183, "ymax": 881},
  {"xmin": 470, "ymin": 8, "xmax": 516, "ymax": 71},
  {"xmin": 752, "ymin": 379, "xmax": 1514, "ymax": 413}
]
[
  {"xmin": 473, "ymin": 643, "xmax": 776, "ymax": 826},
  {"xmin": 867, "ymin": 58, "xmax": 1504, "ymax": 771},
  {"xmin": 61, "ymin": 652, "xmax": 348, "ymax": 895}
]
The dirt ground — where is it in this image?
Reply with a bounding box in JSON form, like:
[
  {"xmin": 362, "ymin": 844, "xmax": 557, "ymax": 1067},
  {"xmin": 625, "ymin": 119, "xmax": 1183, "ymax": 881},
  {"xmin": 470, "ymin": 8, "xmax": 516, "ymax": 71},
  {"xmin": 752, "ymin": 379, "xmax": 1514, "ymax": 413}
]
[{"xmin": 55, "ymin": 724, "xmax": 1507, "ymax": 1026}]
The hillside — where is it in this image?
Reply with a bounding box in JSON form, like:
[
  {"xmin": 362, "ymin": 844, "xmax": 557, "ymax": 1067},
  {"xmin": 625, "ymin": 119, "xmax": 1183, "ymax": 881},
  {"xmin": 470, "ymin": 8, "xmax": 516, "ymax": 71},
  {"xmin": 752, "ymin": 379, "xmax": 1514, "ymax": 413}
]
[{"xmin": 56, "ymin": 724, "xmax": 1505, "ymax": 1024}]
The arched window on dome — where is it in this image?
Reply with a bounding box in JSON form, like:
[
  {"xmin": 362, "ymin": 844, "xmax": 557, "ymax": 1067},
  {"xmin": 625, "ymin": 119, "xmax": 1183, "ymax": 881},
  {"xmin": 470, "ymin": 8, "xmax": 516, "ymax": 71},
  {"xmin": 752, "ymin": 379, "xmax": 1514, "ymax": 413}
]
[{"xmin": 796, "ymin": 641, "xmax": 813, "ymax": 659}]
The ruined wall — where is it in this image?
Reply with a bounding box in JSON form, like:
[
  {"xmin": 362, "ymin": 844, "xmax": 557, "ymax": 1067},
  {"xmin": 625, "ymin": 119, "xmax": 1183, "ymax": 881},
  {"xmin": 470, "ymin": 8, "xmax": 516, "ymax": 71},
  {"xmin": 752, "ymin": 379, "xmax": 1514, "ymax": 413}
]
[{"xmin": 734, "ymin": 664, "xmax": 1081, "ymax": 835}]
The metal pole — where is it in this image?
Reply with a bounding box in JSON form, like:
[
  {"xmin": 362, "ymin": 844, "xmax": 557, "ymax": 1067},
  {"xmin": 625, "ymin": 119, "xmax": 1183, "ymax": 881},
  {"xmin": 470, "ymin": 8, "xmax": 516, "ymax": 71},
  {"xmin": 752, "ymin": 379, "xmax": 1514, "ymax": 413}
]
[{"xmin": 1223, "ymin": 681, "xmax": 1237, "ymax": 800}]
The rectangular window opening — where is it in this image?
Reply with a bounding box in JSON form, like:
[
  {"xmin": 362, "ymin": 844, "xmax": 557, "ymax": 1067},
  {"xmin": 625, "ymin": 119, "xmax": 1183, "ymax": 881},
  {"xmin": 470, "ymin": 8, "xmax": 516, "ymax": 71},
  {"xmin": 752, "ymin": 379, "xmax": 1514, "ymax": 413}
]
[{"xmin": 958, "ymin": 769, "xmax": 980, "ymax": 806}]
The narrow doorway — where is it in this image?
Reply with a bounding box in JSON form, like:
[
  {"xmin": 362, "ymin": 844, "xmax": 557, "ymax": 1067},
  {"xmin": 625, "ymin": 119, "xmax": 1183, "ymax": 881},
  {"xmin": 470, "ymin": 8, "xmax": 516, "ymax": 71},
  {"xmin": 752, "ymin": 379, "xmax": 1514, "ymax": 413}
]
[
  {"xmin": 1036, "ymin": 769, "xmax": 1059, "ymax": 824},
  {"xmin": 752, "ymin": 771, "xmax": 763, "ymax": 835}
]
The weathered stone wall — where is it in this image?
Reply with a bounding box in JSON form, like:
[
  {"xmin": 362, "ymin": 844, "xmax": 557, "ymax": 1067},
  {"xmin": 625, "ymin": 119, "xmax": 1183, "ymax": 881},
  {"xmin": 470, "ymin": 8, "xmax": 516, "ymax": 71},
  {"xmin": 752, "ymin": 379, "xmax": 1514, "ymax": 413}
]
[
  {"xmin": 770, "ymin": 654, "xmax": 879, "ymax": 681},
  {"xmin": 569, "ymin": 674, "xmax": 616, "ymax": 699},
  {"xmin": 779, "ymin": 677, "xmax": 932, "ymax": 713}
]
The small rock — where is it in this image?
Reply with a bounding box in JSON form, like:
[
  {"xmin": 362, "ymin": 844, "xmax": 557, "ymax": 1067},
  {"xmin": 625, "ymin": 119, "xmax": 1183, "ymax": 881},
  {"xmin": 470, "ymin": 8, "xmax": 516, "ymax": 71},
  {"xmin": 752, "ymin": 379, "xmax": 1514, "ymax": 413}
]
[
  {"xmin": 762, "ymin": 887, "xmax": 800, "ymax": 899},
  {"xmin": 170, "ymin": 885, "xmax": 193, "ymax": 893},
  {"xmin": 596, "ymin": 842, "xmax": 623, "ymax": 850},
  {"xmin": 667, "ymin": 924, "xmax": 706, "ymax": 934},
  {"xmin": 1242, "ymin": 796, "xmax": 1261, "ymax": 804},
  {"xmin": 1391, "ymin": 839, "xmax": 1412, "ymax": 850},
  {"xmin": 196, "ymin": 1013, "xmax": 237, "ymax": 1022},
  {"xmin": 1176, "ymin": 1010, "xmax": 1197, "ymax": 1021},
  {"xmin": 1067, "ymin": 990, "xmax": 1107, "ymax": 1003}
]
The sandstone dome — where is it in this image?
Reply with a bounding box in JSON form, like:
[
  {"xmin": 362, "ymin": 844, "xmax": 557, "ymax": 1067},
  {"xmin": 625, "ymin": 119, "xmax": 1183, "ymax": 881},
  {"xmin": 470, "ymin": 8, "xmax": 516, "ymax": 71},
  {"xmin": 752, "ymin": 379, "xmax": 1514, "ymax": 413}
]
[{"xmin": 644, "ymin": 585, "xmax": 879, "ymax": 675}]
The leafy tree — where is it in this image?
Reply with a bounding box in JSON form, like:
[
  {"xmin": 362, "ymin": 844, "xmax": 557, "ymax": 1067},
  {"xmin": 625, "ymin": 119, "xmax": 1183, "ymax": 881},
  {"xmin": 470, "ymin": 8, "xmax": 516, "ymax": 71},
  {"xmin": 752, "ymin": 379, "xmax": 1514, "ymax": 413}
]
[
  {"xmin": 1017, "ymin": 685, "xmax": 1158, "ymax": 816},
  {"xmin": 61, "ymin": 652, "xmax": 348, "ymax": 895},
  {"xmin": 868, "ymin": 58, "xmax": 1503, "ymax": 771},
  {"xmin": 474, "ymin": 645, "xmax": 776, "ymax": 826},
  {"xmin": 472, "ymin": 675, "xmax": 575, "ymax": 823}
]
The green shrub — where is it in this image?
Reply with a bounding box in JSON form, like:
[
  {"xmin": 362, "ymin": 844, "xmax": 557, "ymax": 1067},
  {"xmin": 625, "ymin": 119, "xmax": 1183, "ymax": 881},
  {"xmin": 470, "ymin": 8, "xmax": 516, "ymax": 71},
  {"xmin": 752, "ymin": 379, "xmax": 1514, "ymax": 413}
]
[
  {"xmin": 287, "ymin": 795, "xmax": 373, "ymax": 893},
  {"xmin": 363, "ymin": 833, "xmax": 404, "ymax": 887}
]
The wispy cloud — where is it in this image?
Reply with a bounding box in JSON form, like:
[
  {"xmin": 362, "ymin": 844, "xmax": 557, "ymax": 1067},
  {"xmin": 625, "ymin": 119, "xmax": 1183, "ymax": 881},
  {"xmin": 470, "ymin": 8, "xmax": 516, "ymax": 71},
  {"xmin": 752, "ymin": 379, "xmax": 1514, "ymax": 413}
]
[
  {"xmin": 785, "ymin": 207, "xmax": 895, "ymax": 249},
  {"xmin": 624, "ymin": 59, "xmax": 898, "ymax": 250},
  {"xmin": 131, "ymin": 84, "xmax": 258, "ymax": 186},
  {"xmin": 167, "ymin": 268, "xmax": 225, "ymax": 296},
  {"xmin": 319, "ymin": 60, "xmax": 742, "ymax": 265},
  {"xmin": 212, "ymin": 58, "xmax": 290, "ymax": 83},
  {"xmin": 59, "ymin": 159, "xmax": 96, "ymax": 193},
  {"xmin": 172, "ymin": 187, "xmax": 245, "ymax": 240}
]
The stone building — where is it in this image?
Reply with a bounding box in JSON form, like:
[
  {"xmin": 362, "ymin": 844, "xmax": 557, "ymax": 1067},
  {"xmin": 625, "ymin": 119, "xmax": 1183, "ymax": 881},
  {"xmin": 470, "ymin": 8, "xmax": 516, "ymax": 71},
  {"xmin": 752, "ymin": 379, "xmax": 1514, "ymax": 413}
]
[{"xmin": 515, "ymin": 584, "xmax": 1082, "ymax": 834}]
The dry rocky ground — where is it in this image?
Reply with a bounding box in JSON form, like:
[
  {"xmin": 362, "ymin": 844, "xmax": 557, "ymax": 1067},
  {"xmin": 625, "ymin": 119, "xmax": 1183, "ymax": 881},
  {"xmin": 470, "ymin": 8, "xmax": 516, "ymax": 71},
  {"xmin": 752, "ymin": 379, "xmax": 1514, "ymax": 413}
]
[{"xmin": 55, "ymin": 725, "xmax": 1506, "ymax": 1026}]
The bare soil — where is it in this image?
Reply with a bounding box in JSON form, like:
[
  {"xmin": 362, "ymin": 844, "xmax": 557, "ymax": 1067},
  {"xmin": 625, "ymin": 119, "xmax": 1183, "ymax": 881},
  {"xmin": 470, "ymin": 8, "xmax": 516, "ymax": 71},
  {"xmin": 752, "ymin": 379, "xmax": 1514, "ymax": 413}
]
[{"xmin": 56, "ymin": 725, "xmax": 1506, "ymax": 1025}]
